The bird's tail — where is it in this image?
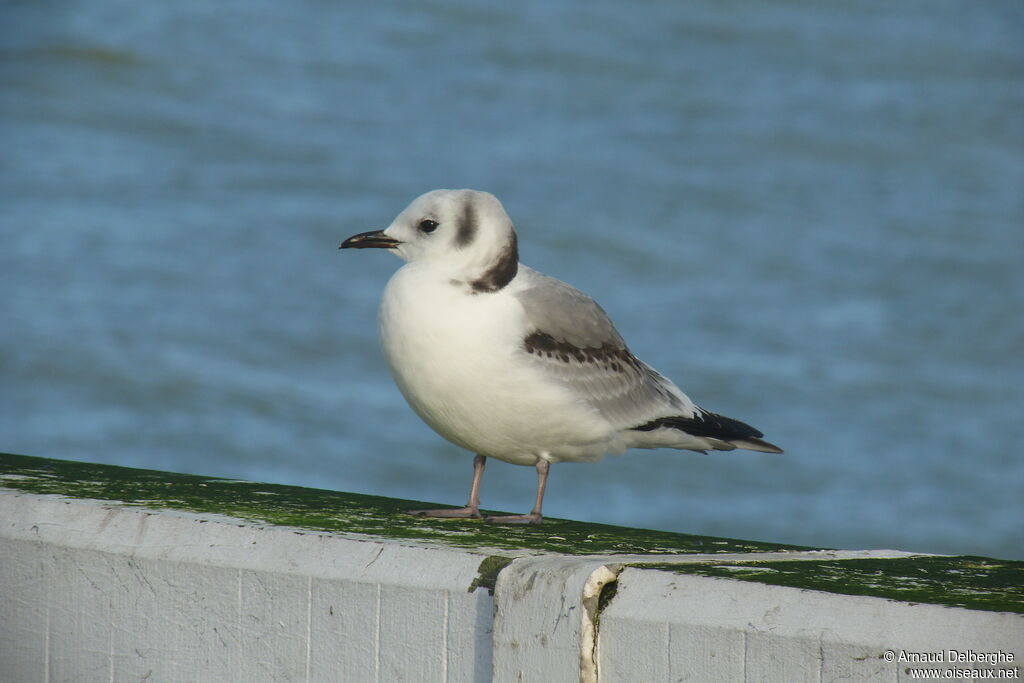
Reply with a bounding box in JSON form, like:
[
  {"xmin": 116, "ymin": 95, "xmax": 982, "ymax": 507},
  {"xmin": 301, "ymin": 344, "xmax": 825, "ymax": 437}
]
[{"xmin": 729, "ymin": 437, "xmax": 784, "ymax": 454}]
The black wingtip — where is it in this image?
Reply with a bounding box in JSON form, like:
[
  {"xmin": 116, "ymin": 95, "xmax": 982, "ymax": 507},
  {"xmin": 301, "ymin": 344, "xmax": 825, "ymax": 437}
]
[
  {"xmin": 632, "ymin": 410, "xmax": 783, "ymax": 453},
  {"xmin": 633, "ymin": 410, "xmax": 763, "ymax": 441}
]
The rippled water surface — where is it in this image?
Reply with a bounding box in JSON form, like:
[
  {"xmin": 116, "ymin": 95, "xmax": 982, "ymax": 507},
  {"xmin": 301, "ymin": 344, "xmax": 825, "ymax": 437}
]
[{"xmin": 2, "ymin": 1, "xmax": 1022, "ymax": 558}]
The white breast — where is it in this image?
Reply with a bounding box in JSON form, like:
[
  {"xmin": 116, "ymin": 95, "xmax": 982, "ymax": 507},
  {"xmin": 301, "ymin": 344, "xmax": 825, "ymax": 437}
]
[{"xmin": 378, "ymin": 263, "xmax": 614, "ymax": 465}]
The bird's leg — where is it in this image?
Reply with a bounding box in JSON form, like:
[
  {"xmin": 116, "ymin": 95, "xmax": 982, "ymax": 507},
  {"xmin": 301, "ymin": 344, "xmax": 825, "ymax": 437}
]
[
  {"xmin": 407, "ymin": 454, "xmax": 486, "ymax": 519},
  {"xmin": 486, "ymin": 459, "xmax": 549, "ymax": 525}
]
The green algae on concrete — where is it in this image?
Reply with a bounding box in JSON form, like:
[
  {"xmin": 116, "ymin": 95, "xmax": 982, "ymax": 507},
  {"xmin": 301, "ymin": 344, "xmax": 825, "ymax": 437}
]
[
  {"xmin": 0, "ymin": 452, "xmax": 805, "ymax": 556},
  {"xmin": 5, "ymin": 452, "xmax": 1022, "ymax": 612},
  {"xmin": 468, "ymin": 555, "xmax": 516, "ymax": 593},
  {"xmin": 639, "ymin": 556, "xmax": 1024, "ymax": 614}
]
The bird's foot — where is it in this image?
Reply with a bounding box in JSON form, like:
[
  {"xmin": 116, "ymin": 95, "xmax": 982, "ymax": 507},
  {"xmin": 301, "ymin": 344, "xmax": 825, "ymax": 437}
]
[
  {"xmin": 485, "ymin": 512, "xmax": 543, "ymax": 525},
  {"xmin": 407, "ymin": 506, "xmax": 481, "ymax": 519}
]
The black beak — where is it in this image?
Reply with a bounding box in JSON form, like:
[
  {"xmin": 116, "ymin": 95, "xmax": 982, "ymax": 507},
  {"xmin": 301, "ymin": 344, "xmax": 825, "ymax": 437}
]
[{"xmin": 339, "ymin": 230, "xmax": 401, "ymax": 250}]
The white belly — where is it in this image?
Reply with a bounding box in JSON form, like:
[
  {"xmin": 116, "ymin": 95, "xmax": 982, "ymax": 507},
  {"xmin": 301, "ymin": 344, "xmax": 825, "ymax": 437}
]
[{"xmin": 378, "ymin": 265, "xmax": 613, "ymax": 465}]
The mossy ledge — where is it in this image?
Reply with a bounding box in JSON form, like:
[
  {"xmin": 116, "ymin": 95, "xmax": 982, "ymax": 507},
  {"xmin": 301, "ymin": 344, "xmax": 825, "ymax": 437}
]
[
  {"xmin": 636, "ymin": 554, "xmax": 1024, "ymax": 614},
  {"xmin": 0, "ymin": 452, "xmax": 805, "ymax": 556},
  {"xmin": 3, "ymin": 452, "xmax": 1022, "ymax": 614}
]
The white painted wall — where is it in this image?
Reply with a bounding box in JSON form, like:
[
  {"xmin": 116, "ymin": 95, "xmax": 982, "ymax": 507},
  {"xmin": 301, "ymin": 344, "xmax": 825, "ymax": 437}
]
[
  {"xmin": 0, "ymin": 492, "xmax": 493, "ymax": 682},
  {"xmin": 597, "ymin": 567, "xmax": 1024, "ymax": 683},
  {"xmin": 2, "ymin": 488, "xmax": 1021, "ymax": 683}
]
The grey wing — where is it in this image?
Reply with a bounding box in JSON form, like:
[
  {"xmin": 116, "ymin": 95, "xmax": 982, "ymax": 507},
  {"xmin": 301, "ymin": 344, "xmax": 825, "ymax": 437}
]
[{"xmin": 513, "ymin": 267, "xmax": 697, "ymax": 430}]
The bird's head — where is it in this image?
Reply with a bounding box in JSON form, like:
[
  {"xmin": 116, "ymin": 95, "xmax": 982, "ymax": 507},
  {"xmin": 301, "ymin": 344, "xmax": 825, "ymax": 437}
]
[{"xmin": 341, "ymin": 189, "xmax": 519, "ymax": 292}]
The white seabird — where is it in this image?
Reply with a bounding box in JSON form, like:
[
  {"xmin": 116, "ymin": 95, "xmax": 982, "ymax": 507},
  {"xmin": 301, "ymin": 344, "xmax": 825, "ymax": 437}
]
[{"xmin": 340, "ymin": 189, "xmax": 782, "ymax": 524}]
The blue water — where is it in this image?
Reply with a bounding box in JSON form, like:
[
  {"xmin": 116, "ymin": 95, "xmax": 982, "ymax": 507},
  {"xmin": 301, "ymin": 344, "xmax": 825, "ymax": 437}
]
[{"xmin": 2, "ymin": 1, "xmax": 1022, "ymax": 559}]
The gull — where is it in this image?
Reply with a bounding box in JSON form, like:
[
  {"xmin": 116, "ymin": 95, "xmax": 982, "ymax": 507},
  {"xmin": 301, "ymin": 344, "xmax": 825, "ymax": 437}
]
[{"xmin": 340, "ymin": 189, "xmax": 782, "ymax": 524}]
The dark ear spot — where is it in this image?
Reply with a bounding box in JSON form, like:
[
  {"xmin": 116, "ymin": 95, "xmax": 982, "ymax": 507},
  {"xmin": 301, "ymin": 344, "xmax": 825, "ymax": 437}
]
[
  {"xmin": 455, "ymin": 200, "xmax": 477, "ymax": 248},
  {"xmin": 470, "ymin": 231, "xmax": 519, "ymax": 293}
]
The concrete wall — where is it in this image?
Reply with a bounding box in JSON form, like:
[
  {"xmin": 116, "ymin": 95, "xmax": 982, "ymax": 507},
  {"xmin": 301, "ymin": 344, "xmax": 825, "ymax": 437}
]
[
  {"xmin": 598, "ymin": 568, "xmax": 1023, "ymax": 682},
  {"xmin": 1, "ymin": 493, "xmax": 493, "ymax": 682},
  {"xmin": 2, "ymin": 468, "xmax": 1022, "ymax": 682}
]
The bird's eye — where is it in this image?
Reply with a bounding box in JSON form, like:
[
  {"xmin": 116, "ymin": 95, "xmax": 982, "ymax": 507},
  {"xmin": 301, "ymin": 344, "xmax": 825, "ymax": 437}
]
[{"xmin": 418, "ymin": 219, "xmax": 439, "ymax": 234}]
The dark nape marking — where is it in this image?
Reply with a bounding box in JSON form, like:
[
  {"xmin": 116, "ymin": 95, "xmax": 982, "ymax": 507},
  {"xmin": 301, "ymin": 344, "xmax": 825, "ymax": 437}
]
[
  {"xmin": 523, "ymin": 331, "xmax": 640, "ymax": 370},
  {"xmin": 455, "ymin": 200, "xmax": 477, "ymax": 248},
  {"xmin": 632, "ymin": 410, "xmax": 764, "ymax": 441},
  {"xmin": 470, "ymin": 232, "xmax": 519, "ymax": 293}
]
